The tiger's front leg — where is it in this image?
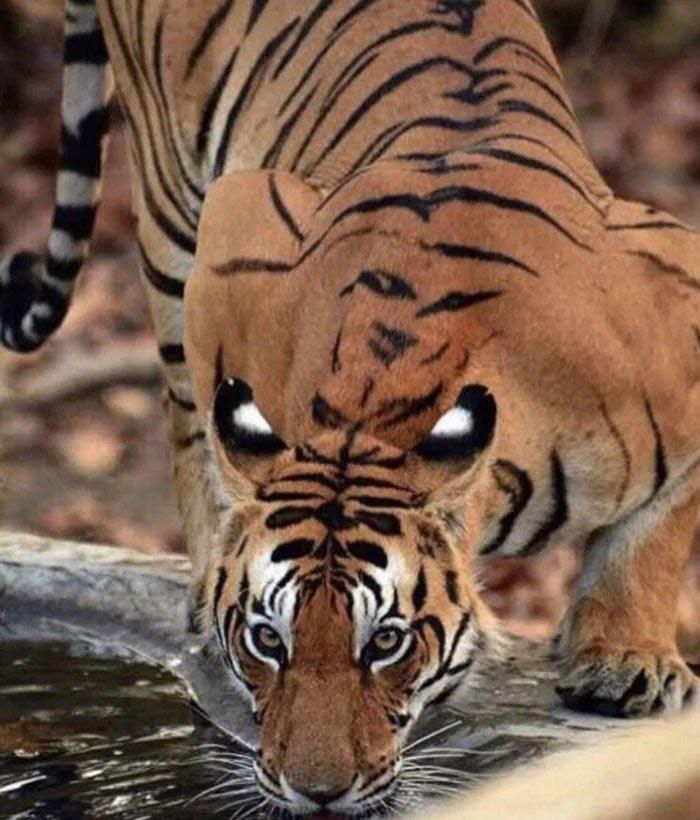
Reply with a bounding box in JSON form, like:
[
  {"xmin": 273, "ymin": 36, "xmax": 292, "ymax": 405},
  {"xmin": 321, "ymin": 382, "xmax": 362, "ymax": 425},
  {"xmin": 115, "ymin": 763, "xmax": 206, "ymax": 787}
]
[
  {"xmin": 135, "ymin": 227, "xmax": 222, "ymax": 632},
  {"xmin": 166, "ymin": 394, "xmax": 223, "ymax": 629},
  {"xmin": 557, "ymin": 488, "xmax": 699, "ymax": 716}
]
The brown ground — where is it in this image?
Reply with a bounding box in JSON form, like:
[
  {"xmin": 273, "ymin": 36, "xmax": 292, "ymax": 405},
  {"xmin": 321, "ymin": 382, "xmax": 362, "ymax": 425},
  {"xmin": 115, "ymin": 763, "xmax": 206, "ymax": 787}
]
[{"xmin": 0, "ymin": 0, "xmax": 698, "ymax": 644}]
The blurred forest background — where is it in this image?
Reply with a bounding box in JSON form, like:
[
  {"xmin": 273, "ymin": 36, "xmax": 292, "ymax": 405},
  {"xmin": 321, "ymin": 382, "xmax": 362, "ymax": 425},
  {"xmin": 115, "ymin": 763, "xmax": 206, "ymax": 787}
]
[{"xmin": 0, "ymin": 0, "xmax": 698, "ymax": 648}]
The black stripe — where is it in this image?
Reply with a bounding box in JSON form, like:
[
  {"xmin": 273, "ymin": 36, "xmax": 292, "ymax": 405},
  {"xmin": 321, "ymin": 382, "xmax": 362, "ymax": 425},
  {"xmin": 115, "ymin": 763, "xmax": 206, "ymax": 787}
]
[
  {"xmin": 331, "ymin": 0, "xmax": 383, "ymax": 34},
  {"xmin": 64, "ymin": 28, "xmax": 109, "ymax": 65},
  {"xmin": 368, "ymin": 322, "xmax": 418, "ymax": 368},
  {"xmin": 420, "ymin": 341, "xmax": 450, "ymax": 366},
  {"xmin": 643, "ymin": 396, "xmax": 668, "ymax": 502},
  {"xmin": 333, "ymin": 185, "xmax": 589, "ymax": 249},
  {"xmin": 46, "ymin": 257, "xmax": 83, "ymax": 282},
  {"xmin": 104, "ymin": 0, "xmax": 197, "ymax": 238},
  {"xmin": 268, "ymin": 175, "xmax": 305, "ymax": 242},
  {"xmin": 273, "ymin": 0, "xmax": 334, "ymax": 79},
  {"xmin": 59, "ymin": 106, "xmax": 110, "ymax": 178},
  {"xmin": 212, "ymin": 258, "xmax": 293, "ymax": 275},
  {"xmin": 266, "ymin": 507, "xmax": 315, "ymax": 529},
  {"xmin": 416, "ymin": 289, "xmax": 503, "ymax": 319},
  {"xmin": 354, "ymin": 510, "xmax": 401, "ymax": 537},
  {"xmin": 168, "ymin": 388, "xmax": 197, "ymax": 412},
  {"xmin": 444, "ymin": 570, "xmax": 460, "ymax": 605},
  {"xmin": 331, "ymin": 329, "xmax": 342, "ymax": 374},
  {"xmin": 481, "ymin": 459, "xmax": 534, "ymax": 555},
  {"xmin": 474, "ymin": 36, "xmax": 561, "ymax": 80},
  {"xmin": 342, "ymin": 114, "xmax": 499, "ymax": 176},
  {"xmin": 258, "ymin": 490, "xmax": 324, "ymax": 503},
  {"xmin": 222, "ymin": 604, "xmax": 236, "ymax": 645},
  {"xmin": 185, "ymin": 0, "xmax": 235, "ymax": 79},
  {"xmin": 51, "ymin": 203, "xmax": 96, "ymax": 242},
  {"xmin": 197, "ymin": 49, "xmax": 238, "ymax": 157},
  {"xmin": 375, "ymin": 383, "xmax": 443, "ymax": 430},
  {"xmin": 414, "ymin": 615, "xmax": 446, "ymax": 664},
  {"xmin": 140, "ymin": 245, "xmax": 185, "ymax": 298},
  {"xmin": 514, "ymin": 70, "xmax": 575, "ymax": 121},
  {"xmin": 628, "ymin": 250, "xmax": 700, "ymax": 293},
  {"xmin": 271, "ymin": 538, "xmax": 315, "ymax": 562},
  {"xmin": 151, "ymin": 13, "xmax": 203, "ymax": 202},
  {"xmin": 358, "ymin": 569, "xmax": 383, "ymax": 609},
  {"xmin": 599, "ymin": 401, "xmax": 631, "ymax": 510},
  {"xmin": 607, "ymin": 221, "xmax": 686, "ymax": 232},
  {"xmin": 412, "ymin": 566, "xmax": 427, "ymax": 612},
  {"xmin": 471, "ymin": 146, "xmax": 600, "ymax": 212},
  {"xmin": 340, "ymin": 269, "xmax": 417, "ymax": 301},
  {"xmin": 420, "ymin": 240, "xmax": 540, "ymax": 277},
  {"xmin": 498, "ymin": 98, "xmax": 580, "ymax": 144},
  {"xmin": 312, "ymin": 393, "xmax": 347, "ymax": 429},
  {"xmin": 269, "ymin": 567, "xmax": 298, "ymax": 610},
  {"xmin": 213, "ymin": 566, "xmax": 228, "ymax": 615},
  {"xmin": 159, "ymin": 343, "xmax": 186, "ymax": 364},
  {"xmin": 277, "ymin": 23, "xmax": 346, "ymax": 117},
  {"xmin": 312, "ymin": 56, "xmax": 500, "ymax": 171},
  {"xmin": 347, "ymin": 540, "xmax": 388, "ymax": 569},
  {"xmin": 263, "ymin": 85, "xmax": 319, "ymax": 168},
  {"xmin": 519, "ymin": 452, "xmax": 568, "ymax": 556},
  {"xmin": 245, "ymin": 0, "xmax": 269, "ymax": 33},
  {"xmin": 325, "ymin": 21, "xmax": 442, "ymax": 106},
  {"xmin": 289, "ymin": 53, "xmax": 380, "ymax": 172},
  {"xmin": 214, "ymin": 18, "xmax": 300, "ymax": 177}
]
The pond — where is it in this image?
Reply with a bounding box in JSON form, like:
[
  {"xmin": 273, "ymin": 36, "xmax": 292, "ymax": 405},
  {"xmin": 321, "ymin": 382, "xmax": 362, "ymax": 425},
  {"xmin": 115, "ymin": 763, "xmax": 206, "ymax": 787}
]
[{"xmin": 0, "ymin": 641, "xmax": 249, "ymax": 820}]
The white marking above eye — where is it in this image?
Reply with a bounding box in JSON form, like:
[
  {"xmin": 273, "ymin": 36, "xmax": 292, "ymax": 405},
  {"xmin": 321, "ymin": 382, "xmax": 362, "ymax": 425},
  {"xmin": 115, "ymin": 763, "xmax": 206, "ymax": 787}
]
[
  {"xmin": 430, "ymin": 406, "xmax": 473, "ymax": 437},
  {"xmin": 233, "ymin": 401, "xmax": 273, "ymax": 434}
]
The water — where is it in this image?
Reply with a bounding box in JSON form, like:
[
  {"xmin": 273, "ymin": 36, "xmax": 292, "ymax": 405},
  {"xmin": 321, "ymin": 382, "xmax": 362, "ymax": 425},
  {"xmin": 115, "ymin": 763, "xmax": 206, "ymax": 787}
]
[
  {"xmin": 0, "ymin": 641, "xmax": 242, "ymax": 820},
  {"xmin": 0, "ymin": 640, "xmax": 559, "ymax": 820}
]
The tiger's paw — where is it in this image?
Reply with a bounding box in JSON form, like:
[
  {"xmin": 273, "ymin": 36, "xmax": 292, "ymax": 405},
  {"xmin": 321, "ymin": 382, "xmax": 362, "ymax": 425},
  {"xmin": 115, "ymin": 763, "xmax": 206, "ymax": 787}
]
[{"xmin": 556, "ymin": 646, "xmax": 699, "ymax": 717}]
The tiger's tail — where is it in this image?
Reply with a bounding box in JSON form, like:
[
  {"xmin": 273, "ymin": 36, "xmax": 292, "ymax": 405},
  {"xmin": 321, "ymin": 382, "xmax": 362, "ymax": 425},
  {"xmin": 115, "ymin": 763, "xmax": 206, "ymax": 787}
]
[{"xmin": 0, "ymin": 0, "xmax": 112, "ymax": 352}]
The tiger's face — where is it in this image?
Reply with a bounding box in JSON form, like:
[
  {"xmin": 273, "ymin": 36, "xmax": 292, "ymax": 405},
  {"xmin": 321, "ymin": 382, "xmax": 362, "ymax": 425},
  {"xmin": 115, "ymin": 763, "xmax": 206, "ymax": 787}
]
[{"xmin": 200, "ymin": 379, "xmax": 499, "ymax": 815}]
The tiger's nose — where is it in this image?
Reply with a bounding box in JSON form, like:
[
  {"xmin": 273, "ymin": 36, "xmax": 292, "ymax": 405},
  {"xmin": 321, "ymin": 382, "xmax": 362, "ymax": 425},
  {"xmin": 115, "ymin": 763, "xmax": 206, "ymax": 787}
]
[{"xmin": 296, "ymin": 784, "xmax": 350, "ymax": 807}]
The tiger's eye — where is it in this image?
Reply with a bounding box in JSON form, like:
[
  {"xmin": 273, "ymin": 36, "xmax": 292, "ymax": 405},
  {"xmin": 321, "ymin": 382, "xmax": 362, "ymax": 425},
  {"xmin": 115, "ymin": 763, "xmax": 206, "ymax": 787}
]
[
  {"xmin": 372, "ymin": 628, "xmax": 401, "ymax": 654},
  {"xmin": 258, "ymin": 626, "xmax": 282, "ymax": 650}
]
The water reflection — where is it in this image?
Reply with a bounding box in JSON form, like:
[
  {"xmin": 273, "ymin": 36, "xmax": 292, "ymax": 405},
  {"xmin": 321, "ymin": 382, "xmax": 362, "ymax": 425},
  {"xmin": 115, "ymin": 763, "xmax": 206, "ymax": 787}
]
[{"xmin": 0, "ymin": 642, "xmax": 253, "ymax": 819}]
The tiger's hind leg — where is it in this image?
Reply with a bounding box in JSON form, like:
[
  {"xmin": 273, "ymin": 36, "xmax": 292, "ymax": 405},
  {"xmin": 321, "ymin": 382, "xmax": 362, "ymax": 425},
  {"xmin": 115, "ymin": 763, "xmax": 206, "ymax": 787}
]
[{"xmin": 557, "ymin": 487, "xmax": 699, "ymax": 717}]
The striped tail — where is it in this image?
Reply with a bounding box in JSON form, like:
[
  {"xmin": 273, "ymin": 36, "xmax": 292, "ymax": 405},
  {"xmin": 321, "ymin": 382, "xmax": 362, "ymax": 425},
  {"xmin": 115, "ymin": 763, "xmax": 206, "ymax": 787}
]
[{"xmin": 0, "ymin": 0, "xmax": 112, "ymax": 352}]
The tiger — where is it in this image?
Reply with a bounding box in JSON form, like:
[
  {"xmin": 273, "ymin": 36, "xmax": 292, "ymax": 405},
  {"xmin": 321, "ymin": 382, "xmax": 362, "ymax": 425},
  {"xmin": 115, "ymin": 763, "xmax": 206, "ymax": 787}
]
[{"xmin": 0, "ymin": 0, "xmax": 698, "ymax": 815}]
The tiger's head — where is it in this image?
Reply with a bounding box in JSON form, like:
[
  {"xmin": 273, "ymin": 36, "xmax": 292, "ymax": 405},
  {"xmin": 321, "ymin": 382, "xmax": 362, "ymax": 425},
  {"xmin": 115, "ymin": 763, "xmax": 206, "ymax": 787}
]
[{"xmin": 198, "ymin": 377, "xmax": 500, "ymax": 815}]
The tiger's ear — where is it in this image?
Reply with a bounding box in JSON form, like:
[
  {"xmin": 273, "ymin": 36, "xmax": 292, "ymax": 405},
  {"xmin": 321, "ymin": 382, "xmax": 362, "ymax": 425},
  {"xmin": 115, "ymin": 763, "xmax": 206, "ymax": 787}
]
[
  {"xmin": 408, "ymin": 384, "xmax": 498, "ymax": 517},
  {"xmin": 210, "ymin": 378, "xmax": 288, "ymax": 501}
]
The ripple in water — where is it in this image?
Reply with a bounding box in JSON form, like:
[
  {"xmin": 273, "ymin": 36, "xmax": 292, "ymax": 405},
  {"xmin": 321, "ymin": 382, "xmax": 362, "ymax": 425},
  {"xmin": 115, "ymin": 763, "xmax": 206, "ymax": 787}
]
[{"xmin": 0, "ymin": 642, "xmax": 256, "ymax": 819}]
